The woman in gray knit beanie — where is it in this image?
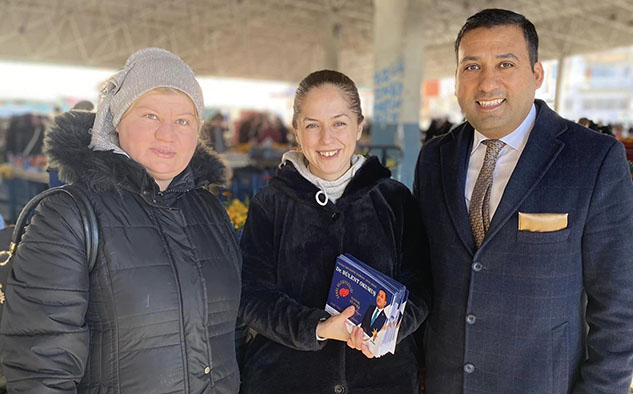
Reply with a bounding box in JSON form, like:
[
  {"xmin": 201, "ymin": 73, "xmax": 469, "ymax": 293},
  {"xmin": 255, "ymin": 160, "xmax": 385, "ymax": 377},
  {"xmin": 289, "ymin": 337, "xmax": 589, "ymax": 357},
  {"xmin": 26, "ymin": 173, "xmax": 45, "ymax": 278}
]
[
  {"xmin": 90, "ymin": 47, "xmax": 206, "ymax": 190},
  {"xmin": 0, "ymin": 48, "xmax": 242, "ymax": 393}
]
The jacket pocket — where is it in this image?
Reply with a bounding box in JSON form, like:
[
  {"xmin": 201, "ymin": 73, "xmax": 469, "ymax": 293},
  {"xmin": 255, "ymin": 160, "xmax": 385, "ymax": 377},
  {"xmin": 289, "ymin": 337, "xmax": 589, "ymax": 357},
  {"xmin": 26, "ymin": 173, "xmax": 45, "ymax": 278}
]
[
  {"xmin": 551, "ymin": 321, "xmax": 569, "ymax": 394},
  {"xmin": 516, "ymin": 228, "xmax": 570, "ymax": 244}
]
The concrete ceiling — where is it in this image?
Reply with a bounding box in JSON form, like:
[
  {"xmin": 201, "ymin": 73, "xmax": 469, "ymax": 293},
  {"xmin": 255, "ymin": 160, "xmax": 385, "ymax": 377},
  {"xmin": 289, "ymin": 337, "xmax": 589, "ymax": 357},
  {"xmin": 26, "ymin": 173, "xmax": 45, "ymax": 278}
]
[{"xmin": 1, "ymin": 0, "xmax": 633, "ymax": 87}]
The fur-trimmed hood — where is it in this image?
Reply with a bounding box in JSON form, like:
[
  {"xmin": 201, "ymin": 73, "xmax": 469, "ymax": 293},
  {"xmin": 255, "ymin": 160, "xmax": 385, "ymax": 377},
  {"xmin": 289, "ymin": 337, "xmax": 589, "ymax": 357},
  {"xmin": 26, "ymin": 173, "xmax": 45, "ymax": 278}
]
[{"xmin": 44, "ymin": 110, "xmax": 227, "ymax": 193}]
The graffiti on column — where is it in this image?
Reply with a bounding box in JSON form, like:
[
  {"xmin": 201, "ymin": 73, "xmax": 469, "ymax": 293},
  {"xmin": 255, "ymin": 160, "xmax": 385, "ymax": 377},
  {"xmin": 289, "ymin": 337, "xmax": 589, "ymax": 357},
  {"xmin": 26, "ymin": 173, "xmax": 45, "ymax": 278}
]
[{"xmin": 373, "ymin": 57, "xmax": 404, "ymax": 124}]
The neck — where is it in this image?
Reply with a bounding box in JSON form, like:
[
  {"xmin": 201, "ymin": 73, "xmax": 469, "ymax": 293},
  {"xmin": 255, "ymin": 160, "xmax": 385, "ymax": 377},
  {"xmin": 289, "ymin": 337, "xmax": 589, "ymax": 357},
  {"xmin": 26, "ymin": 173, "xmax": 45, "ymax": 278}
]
[
  {"xmin": 155, "ymin": 179, "xmax": 172, "ymax": 191},
  {"xmin": 308, "ymin": 164, "xmax": 351, "ymax": 182}
]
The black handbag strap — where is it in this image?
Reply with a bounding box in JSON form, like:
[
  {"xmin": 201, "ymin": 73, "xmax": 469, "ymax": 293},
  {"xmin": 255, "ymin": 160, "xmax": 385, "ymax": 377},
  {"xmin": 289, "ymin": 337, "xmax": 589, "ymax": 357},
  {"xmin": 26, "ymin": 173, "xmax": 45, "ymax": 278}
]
[{"xmin": 0, "ymin": 185, "xmax": 99, "ymax": 272}]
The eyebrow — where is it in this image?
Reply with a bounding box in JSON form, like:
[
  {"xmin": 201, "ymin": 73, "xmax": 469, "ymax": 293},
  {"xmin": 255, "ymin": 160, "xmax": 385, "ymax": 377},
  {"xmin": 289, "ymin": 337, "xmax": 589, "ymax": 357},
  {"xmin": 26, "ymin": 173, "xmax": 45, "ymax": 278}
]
[
  {"xmin": 134, "ymin": 106, "xmax": 195, "ymax": 117},
  {"xmin": 302, "ymin": 114, "xmax": 350, "ymax": 122},
  {"xmin": 497, "ymin": 53, "xmax": 520, "ymax": 61},
  {"xmin": 460, "ymin": 53, "xmax": 520, "ymax": 64}
]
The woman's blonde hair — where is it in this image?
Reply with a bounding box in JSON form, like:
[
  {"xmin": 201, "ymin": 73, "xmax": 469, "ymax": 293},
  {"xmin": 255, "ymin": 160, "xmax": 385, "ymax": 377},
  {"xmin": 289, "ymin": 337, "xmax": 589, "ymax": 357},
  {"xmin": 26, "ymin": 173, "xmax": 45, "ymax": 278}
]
[{"xmin": 292, "ymin": 70, "xmax": 363, "ymax": 129}]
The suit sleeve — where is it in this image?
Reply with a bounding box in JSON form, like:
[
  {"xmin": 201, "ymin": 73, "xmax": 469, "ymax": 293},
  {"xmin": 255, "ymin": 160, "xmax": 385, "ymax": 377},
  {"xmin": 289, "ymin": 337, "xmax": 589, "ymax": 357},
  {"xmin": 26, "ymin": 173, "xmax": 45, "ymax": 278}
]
[
  {"xmin": 0, "ymin": 194, "xmax": 90, "ymax": 394},
  {"xmin": 394, "ymin": 187, "xmax": 431, "ymax": 343},
  {"xmin": 574, "ymin": 141, "xmax": 633, "ymax": 394},
  {"xmin": 238, "ymin": 196, "xmax": 330, "ymax": 352}
]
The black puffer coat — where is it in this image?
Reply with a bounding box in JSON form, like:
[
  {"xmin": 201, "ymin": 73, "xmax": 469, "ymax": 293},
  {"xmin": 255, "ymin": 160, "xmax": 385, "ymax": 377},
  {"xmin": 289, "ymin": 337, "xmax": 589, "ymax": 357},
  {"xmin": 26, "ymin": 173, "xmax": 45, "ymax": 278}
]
[
  {"xmin": 0, "ymin": 111, "xmax": 241, "ymax": 394},
  {"xmin": 239, "ymin": 157, "xmax": 430, "ymax": 394}
]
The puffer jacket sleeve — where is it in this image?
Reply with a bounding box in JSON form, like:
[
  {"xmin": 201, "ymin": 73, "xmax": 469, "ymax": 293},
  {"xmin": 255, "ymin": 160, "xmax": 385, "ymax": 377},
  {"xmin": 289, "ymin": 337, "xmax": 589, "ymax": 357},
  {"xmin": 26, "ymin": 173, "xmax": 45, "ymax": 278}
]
[
  {"xmin": 0, "ymin": 193, "xmax": 90, "ymax": 394},
  {"xmin": 239, "ymin": 195, "xmax": 330, "ymax": 352},
  {"xmin": 392, "ymin": 185, "xmax": 431, "ymax": 344}
]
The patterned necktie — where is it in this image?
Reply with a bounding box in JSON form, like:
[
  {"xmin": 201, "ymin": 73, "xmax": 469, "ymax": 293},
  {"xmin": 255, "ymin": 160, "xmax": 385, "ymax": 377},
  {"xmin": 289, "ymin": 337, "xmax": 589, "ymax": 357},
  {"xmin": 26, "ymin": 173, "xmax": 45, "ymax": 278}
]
[{"xmin": 469, "ymin": 139, "xmax": 506, "ymax": 249}]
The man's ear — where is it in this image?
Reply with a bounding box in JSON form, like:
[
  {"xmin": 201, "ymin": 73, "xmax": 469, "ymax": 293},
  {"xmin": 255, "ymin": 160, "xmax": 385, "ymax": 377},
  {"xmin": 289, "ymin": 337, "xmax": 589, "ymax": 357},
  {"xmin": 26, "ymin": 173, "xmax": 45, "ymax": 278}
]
[{"xmin": 533, "ymin": 61, "xmax": 545, "ymax": 89}]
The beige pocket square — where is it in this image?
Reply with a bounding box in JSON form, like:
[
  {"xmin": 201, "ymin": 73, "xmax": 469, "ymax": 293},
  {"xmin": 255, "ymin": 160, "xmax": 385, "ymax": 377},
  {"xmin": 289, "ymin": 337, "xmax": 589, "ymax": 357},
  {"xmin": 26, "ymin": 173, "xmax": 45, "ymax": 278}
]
[{"xmin": 518, "ymin": 212, "xmax": 568, "ymax": 232}]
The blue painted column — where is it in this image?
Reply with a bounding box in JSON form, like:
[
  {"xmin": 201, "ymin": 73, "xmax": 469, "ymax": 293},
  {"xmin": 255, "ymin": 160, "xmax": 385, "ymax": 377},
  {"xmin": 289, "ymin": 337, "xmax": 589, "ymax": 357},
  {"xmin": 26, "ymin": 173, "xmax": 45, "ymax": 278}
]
[{"xmin": 373, "ymin": 0, "xmax": 424, "ymax": 189}]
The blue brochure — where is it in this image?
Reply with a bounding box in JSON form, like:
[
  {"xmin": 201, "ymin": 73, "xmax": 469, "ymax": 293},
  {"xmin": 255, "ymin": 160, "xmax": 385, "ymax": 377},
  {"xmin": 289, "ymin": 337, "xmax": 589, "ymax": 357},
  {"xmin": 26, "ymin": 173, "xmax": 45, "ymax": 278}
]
[{"xmin": 325, "ymin": 253, "xmax": 408, "ymax": 357}]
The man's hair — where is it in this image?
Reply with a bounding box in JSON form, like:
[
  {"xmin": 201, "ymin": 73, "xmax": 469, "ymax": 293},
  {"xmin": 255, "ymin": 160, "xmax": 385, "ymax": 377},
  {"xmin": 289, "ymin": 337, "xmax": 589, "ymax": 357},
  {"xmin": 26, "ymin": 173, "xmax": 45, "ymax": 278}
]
[{"xmin": 455, "ymin": 8, "xmax": 539, "ymax": 69}]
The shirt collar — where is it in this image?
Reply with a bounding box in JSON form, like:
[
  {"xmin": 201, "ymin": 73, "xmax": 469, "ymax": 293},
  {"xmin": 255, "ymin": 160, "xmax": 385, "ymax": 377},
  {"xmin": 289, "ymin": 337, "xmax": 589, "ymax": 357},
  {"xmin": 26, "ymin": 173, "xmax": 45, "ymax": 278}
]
[{"xmin": 471, "ymin": 104, "xmax": 537, "ymax": 154}]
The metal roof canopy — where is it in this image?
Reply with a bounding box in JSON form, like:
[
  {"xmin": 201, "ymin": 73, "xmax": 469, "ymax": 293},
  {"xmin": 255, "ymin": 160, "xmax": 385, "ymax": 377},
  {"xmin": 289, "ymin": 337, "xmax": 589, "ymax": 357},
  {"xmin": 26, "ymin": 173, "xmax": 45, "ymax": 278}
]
[{"xmin": 1, "ymin": 0, "xmax": 632, "ymax": 86}]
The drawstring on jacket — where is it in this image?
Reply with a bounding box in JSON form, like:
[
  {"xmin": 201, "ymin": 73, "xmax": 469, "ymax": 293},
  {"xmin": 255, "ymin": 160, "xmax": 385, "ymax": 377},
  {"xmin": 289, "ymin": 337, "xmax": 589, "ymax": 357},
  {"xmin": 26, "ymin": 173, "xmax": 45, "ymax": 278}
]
[
  {"xmin": 315, "ymin": 179, "xmax": 329, "ymax": 206},
  {"xmin": 279, "ymin": 150, "xmax": 366, "ymax": 206}
]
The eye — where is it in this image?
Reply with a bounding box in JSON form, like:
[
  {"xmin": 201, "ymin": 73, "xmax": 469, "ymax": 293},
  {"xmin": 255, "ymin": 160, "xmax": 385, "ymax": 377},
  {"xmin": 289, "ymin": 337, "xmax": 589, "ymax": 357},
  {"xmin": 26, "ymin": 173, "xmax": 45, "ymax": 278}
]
[
  {"xmin": 464, "ymin": 64, "xmax": 480, "ymax": 71},
  {"xmin": 144, "ymin": 113, "xmax": 158, "ymax": 120},
  {"xmin": 176, "ymin": 119, "xmax": 190, "ymax": 126},
  {"xmin": 499, "ymin": 62, "xmax": 514, "ymax": 69},
  {"xmin": 305, "ymin": 123, "xmax": 318, "ymax": 130},
  {"xmin": 334, "ymin": 121, "xmax": 346, "ymax": 127}
]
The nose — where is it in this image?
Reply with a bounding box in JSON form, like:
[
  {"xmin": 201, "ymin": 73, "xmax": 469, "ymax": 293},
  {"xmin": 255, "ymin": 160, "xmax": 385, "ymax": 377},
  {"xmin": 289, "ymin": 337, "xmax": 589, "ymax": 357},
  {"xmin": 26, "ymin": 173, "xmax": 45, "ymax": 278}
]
[
  {"xmin": 320, "ymin": 125, "xmax": 334, "ymax": 144},
  {"xmin": 154, "ymin": 120, "xmax": 176, "ymax": 141},
  {"xmin": 478, "ymin": 66, "xmax": 501, "ymax": 93}
]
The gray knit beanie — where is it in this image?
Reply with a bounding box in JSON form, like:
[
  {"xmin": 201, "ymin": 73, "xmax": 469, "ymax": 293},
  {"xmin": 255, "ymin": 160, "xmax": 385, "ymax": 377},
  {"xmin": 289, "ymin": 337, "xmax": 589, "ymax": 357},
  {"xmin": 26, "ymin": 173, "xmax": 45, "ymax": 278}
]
[{"xmin": 89, "ymin": 47, "xmax": 204, "ymax": 154}]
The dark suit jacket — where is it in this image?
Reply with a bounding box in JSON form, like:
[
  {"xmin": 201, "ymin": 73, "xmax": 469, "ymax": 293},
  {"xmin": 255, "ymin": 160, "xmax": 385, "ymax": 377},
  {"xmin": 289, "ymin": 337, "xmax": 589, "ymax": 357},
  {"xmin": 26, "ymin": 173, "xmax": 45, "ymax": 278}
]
[
  {"xmin": 414, "ymin": 100, "xmax": 633, "ymax": 394},
  {"xmin": 361, "ymin": 305, "xmax": 387, "ymax": 337}
]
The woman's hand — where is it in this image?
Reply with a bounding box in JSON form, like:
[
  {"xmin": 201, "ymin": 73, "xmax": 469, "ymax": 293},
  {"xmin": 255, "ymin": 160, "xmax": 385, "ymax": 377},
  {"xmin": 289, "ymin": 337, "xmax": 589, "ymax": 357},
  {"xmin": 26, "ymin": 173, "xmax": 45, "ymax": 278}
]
[
  {"xmin": 316, "ymin": 305, "xmax": 355, "ymax": 342},
  {"xmin": 347, "ymin": 325, "xmax": 374, "ymax": 358}
]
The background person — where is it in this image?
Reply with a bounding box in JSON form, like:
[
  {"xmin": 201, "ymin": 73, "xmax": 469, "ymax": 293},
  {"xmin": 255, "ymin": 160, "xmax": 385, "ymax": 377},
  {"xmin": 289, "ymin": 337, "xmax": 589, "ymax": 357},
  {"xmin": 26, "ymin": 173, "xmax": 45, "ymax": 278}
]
[{"xmin": 0, "ymin": 48, "xmax": 242, "ymax": 394}]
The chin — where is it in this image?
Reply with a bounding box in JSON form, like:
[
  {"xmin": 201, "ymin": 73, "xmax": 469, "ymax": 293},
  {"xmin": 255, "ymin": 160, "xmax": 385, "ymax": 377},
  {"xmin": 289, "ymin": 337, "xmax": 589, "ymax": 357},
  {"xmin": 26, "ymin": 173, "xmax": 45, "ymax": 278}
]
[
  {"xmin": 321, "ymin": 169, "xmax": 347, "ymax": 181},
  {"xmin": 148, "ymin": 167, "xmax": 182, "ymax": 179}
]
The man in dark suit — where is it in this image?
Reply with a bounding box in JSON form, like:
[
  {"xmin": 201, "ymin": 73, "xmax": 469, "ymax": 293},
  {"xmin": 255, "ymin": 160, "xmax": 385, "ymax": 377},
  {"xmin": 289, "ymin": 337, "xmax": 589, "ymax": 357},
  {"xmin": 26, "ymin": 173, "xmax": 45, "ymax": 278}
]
[
  {"xmin": 414, "ymin": 8, "xmax": 633, "ymax": 394},
  {"xmin": 360, "ymin": 289, "xmax": 388, "ymax": 338}
]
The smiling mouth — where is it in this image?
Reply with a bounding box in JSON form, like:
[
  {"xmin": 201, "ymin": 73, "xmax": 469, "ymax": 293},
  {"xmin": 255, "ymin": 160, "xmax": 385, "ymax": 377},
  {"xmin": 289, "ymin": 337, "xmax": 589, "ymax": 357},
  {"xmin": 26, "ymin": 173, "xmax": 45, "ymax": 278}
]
[
  {"xmin": 318, "ymin": 149, "xmax": 340, "ymax": 158},
  {"xmin": 477, "ymin": 98, "xmax": 505, "ymax": 109}
]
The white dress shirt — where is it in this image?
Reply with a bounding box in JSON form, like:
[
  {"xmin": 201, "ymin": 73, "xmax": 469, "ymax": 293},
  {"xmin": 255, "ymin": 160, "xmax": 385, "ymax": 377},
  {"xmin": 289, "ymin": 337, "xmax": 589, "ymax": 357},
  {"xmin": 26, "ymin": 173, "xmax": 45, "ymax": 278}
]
[{"xmin": 465, "ymin": 104, "xmax": 537, "ymax": 220}]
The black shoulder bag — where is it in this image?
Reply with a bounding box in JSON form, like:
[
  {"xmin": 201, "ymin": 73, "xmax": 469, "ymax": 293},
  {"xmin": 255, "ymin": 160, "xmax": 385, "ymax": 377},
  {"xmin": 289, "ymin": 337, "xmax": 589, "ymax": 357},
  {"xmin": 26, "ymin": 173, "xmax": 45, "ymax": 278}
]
[
  {"xmin": 0, "ymin": 185, "xmax": 98, "ymax": 393},
  {"xmin": 0, "ymin": 185, "xmax": 99, "ymax": 311}
]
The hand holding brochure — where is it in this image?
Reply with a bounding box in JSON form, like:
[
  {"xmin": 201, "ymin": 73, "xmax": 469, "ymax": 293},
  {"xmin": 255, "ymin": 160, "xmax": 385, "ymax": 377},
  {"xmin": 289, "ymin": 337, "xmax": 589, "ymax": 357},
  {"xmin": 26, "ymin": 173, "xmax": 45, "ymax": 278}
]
[{"xmin": 325, "ymin": 254, "xmax": 408, "ymax": 357}]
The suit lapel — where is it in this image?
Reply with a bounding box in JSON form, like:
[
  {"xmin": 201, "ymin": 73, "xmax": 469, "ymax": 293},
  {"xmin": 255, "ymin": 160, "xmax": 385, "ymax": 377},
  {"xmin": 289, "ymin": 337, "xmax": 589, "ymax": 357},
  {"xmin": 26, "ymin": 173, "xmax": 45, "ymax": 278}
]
[
  {"xmin": 482, "ymin": 102, "xmax": 567, "ymax": 249},
  {"xmin": 440, "ymin": 124, "xmax": 476, "ymax": 254}
]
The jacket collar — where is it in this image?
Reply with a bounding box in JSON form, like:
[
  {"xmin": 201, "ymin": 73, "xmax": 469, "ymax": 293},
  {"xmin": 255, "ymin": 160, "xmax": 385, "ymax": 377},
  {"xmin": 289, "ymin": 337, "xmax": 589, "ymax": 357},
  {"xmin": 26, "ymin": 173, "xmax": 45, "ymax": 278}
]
[
  {"xmin": 439, "ymin": 99, "xmax": 567, "ymax": 254},
  {"xmin": 44, "ymin": 111, "xmax": 227, "ymax": 195},
  {"xmin": 271, "ymin": 155, "xmax": 391, "ymax": 208}
]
